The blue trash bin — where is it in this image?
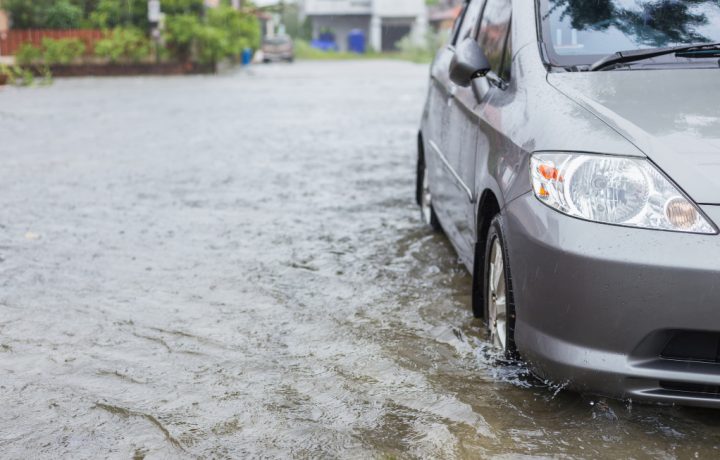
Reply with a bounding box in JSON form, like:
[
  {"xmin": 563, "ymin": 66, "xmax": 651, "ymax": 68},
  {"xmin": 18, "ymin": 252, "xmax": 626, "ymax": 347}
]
[
  {"xmin": 242, "ymin": 48, "xmax": 253, "ymax": 65},
  {"xmin": 348, "ymin": 29, "xmax": 366, "ymax": 54}
]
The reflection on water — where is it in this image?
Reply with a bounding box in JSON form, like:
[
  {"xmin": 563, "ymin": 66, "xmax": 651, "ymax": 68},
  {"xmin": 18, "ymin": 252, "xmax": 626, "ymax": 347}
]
[{"xmin": 0, "ymin": 61, "xmax": 719, "ymax": 458}]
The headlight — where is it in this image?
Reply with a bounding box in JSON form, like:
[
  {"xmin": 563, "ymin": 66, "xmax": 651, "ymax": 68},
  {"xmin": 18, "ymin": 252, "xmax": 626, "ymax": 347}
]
[{"xmin": 530, "ymin": 153, "xmax": 716, "ymax": 234}]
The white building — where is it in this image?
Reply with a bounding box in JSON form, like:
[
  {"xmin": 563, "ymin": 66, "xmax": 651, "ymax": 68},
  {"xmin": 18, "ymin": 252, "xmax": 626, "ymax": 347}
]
[{"xmin": 301, "ymin": 0, "xmax": 428, "ymax": 52}]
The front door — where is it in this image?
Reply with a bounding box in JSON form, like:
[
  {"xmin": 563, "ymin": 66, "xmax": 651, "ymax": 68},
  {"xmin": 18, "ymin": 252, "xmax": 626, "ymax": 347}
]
[
  {"xmin": 435, "ymin": 0, "xmax": 486, "ymax": 258},
  {"xmin": 446, "ymin": 0, "xmax": 513, "ymax": 259},
  {"xmin": 424, "ymin": 2, "xmax": 471, "ymax": 227},
  {"xmin": 442, "ymin": 0, "xmax": 487, "ymax": 259}
]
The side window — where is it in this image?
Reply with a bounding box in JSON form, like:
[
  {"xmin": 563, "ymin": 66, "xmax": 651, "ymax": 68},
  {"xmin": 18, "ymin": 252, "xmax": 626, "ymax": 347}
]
[
  {"xmin": 476, "ymin": 0, "xmax": 512, "ymax": 82},
  {"xmin": 500, "ymin": 27, "xmax": 512, "ymax": 82},
  {"xmin": 453, "ymin": 0, "xmax": 485, "ymax": 46}
]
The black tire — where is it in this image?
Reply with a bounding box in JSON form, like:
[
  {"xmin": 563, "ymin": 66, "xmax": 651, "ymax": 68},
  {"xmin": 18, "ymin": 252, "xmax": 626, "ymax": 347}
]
[
  {"xmin": 416, "ymin": 153, "xmax": 442, "ymax": 232},
  {"xmin": 471, "ymin": 238, "xmax": 485, "ymax": 319},
  {"xmin": 482, "ymin": 214, "xmax": 518, "ymax": 358}
]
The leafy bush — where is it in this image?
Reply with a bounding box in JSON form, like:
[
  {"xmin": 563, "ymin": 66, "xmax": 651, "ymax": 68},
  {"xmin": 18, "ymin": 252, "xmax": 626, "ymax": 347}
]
[
  {"xmin": 95, "ymin": 28, "xmax": 151, "ymax": 63},
  {"xmin": 14, "ymin": 38, "xmax": 85, "ymax": 66},
  {"xmin": 0, "ymin": 64, "xmax": 36, "ymax": 86},
  {"xmin": 15, "ymin": 43, "xmax": 43, "ymax": 66},
  {"xmin": 42, "ymin": 38, "xmax": 86, "ymax": 65}
]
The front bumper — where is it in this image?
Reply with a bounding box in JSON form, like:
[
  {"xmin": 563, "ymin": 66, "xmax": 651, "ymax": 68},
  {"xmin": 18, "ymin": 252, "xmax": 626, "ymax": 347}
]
[
  {"xmin": 504, "ymin": 193, "xmax": 720, "ymax": 407},
  {"xmin": 263, "ymin": 51, "xmax": 293, "ymax": 61}
]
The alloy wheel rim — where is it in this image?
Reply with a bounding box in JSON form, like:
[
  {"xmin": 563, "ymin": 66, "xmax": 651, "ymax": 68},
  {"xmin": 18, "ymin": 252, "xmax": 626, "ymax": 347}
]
[
  {"xmin": 488, "ymin": 236, "xmax": 508, "ymax": 352},
  {"xmin": 421, "ymin": 168, "xmax": 432, "ymax": 225}
]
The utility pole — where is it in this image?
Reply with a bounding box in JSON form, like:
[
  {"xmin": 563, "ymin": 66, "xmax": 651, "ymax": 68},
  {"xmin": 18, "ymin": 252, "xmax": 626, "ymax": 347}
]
[{"xmin": 148, "ymin": 0, "xmax": 162, "ymax": 63}]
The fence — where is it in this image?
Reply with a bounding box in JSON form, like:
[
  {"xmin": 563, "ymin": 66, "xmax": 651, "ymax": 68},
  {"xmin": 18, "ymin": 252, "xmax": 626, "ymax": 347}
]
[{"xmin": 0, "ymin": 29, "xmax": 104, "ymax": 56}]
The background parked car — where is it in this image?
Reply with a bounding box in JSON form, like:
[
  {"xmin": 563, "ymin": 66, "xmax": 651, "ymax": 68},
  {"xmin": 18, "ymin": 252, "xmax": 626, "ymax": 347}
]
[{"xmin": 261, "ymin": 35, "xmax": 294, "ymax": 63}]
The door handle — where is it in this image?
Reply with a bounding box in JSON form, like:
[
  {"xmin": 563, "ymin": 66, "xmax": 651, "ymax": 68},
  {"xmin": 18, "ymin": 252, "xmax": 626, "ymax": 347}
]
[{"xmin": 447, "ymin": 86, "xmax": 457, "ymax": 106}]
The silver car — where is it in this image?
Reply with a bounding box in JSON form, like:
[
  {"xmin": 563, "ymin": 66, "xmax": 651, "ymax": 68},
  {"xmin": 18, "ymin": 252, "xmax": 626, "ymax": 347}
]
[
  {"xmin": 262, "ymin": 36, "xmax": 295, "ymax": 63},
  {"xmin": 417, "ymin": 0, "xmax": 720, "ymax": 407}
]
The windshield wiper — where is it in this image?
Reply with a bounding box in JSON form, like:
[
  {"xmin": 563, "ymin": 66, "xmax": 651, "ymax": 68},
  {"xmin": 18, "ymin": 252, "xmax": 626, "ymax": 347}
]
[{"xmin": 590, "ymin": 43, "xmax": 720, "ymax": 71}]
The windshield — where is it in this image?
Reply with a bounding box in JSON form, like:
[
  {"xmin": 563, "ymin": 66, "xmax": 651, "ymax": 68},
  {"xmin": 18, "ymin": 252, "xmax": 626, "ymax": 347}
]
[
  {"xmin": 539, "ymin": 0, "xmax": 720, "ymax": 67},
  {"xmin": 264, "ymin": 37, "xmax": 291, "ymax": 46}
]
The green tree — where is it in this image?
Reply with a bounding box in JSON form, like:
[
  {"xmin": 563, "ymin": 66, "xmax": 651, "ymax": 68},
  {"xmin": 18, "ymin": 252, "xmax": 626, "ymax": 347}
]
[
  {"xmin": 278, "ymin": 3, "xmax": 307, "ymax": 39},
  {"xmin": 207, "ymin": 5, "xmax": 260, "ymax": 56},
  {"xmin": 2, "ymin": 0, "xmax": 43, "ymax": 28},
  {"xmin": 45, "ymin": 0, "xmax": 84, "ymax": 28},
  {"xmin": 163, "ymin": 13, "xmax": 200, "ymax": 62},
  {"xmin": 195, "ymin": 24, "xmax": 229, "ymax": 64},
  {"xmin": 90, "ymin": 0, "xmax": 148, "ymax": 29},
  {"xmin": 70, "ymin": 0, "xmax": 102, "ymax": 19},
  {"xmin": 161, "ymin": 0, "xmax": 204, "ymax": 16},
  {"xmin": 3, "ymin": 0, "xmax": 82, "ymax": 29},
  {"xmin": 164, "ymin": 7, "xmax": 260, "ymax": 64}
]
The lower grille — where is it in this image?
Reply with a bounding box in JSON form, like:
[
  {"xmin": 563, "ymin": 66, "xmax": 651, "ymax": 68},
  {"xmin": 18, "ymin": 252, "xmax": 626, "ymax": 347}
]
[
  {"xmin": 659, "ymin": 381, "xmax": 720, "ymax": 398},
  {"xmin": 661, "ymin": 331, "xmax": 720, "ymax": 363}
]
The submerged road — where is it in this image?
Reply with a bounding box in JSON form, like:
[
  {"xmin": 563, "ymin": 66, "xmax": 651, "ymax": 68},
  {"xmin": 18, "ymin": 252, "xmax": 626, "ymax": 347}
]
[{"xmin": 1, "ymin": 61, "xmax": 719, "ymax": 458}]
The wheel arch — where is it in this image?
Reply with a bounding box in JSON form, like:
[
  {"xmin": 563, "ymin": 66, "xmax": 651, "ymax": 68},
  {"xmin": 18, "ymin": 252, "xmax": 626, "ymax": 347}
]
[
  {"xmin": 475, "ymin": 190, "xmax": 502, "ymax": 261},
  {"xmin": 471, "ymin": 189, "xmax": 502, "ymax": 318}
]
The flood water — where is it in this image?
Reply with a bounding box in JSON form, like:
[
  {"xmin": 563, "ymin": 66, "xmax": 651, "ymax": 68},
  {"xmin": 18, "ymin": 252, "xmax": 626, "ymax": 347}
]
[{"xmin": 1, "ymin": 61, "xmax": 719, "ymax": 458}]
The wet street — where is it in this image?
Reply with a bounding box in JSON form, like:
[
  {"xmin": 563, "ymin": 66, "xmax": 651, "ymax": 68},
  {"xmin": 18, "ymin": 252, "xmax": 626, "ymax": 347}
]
[{"xmin": 1, "ymin": 60, "xmax": 720, "ymax": 459}]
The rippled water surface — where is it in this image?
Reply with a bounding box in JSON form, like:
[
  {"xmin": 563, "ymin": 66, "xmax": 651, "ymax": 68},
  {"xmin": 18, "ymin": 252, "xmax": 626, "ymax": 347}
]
[{"xmin": 1, "ymin": 61, "xmax": 720, "ymax": 458}]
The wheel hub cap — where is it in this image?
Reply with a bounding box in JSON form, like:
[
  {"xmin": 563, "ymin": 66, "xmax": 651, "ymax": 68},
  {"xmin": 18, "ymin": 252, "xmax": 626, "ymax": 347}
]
[{"xmin": 488, "ymin": 237, "xmax": 508, "ymax": 352}]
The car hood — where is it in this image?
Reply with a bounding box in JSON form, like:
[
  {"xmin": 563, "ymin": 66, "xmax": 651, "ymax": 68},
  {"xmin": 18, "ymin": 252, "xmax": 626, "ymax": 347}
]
[{"xmin": 548, "ymin": 69, "xmax": 720, "ymax": 205}]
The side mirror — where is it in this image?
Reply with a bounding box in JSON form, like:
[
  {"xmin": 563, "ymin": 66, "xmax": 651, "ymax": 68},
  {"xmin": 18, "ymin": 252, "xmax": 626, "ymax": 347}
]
[{"xmin": 449, "ymin": 37, "xmax": 491, "ymax": 87}]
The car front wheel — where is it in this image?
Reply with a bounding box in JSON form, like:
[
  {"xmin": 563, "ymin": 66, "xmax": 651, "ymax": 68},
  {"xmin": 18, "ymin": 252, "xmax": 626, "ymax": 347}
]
[{"xmin": 484, "ymin": 215, "xmax": 517, "ymax": 357}]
